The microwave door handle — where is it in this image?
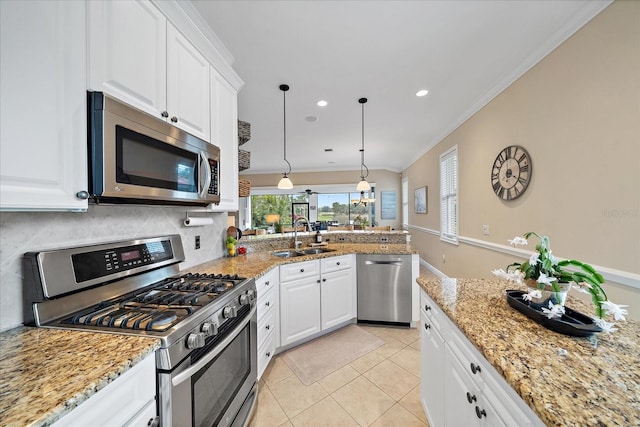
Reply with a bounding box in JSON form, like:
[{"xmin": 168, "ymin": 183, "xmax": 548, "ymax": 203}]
[{"xmin": 199, "ymin": 151, "xmax": 212, "ymax": 198}]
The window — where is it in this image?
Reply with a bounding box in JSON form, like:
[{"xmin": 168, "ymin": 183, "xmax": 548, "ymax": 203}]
[
  {"xmin": 402, "ymin": 177, "xmax": 408, "ymax": 229},
  {"xmin": 440, "ymin": 146, "xmax": 458, "ymax": 243}
]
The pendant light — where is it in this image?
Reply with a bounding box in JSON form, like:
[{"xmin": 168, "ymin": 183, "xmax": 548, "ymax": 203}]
[
  {"xmin": 356, "ymin": 97, "xmax": 371, "ymax": 192},
  {"xmin": 277, "ymin": 84, "xmax": 293, "ymax": 189}
]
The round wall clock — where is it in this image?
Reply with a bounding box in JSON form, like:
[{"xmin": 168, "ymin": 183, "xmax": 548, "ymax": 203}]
[{"xmin": 490, "ymin": 145, "xmax": 532, "ymax": 200}]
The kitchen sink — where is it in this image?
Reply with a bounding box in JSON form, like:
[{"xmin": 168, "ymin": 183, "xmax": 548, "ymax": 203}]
[
  {"xmin": 272, "ymin": 248, "xmax": 335, "ymax": 258},
  {"xmin": 300, "ymin": 247, "xmax": 335, "ymax": 255},
  {"xmin": 272, "ymin": 250, "xmax": 306, "ymax": 258}
]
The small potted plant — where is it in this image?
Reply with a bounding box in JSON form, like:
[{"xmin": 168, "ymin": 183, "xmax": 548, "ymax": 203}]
[{"xmin": 493, "ymin": 232, "xmax": 628, "ymax": 332}]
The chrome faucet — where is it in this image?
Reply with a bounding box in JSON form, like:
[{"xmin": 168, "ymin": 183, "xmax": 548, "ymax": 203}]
[{"xmin": 293, "ymin": 216, "xmax": 309, "ymax": 249}]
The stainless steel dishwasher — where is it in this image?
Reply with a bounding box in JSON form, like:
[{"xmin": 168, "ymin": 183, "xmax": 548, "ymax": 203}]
[{"xmin": 357, "ymin": 254, "xmax": 412, "ymax": 325}]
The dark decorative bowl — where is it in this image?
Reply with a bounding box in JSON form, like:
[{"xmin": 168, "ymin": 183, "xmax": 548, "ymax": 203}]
[{"xmin": 506, "ymin": 290, "xmax": 603, "ymax": 337}]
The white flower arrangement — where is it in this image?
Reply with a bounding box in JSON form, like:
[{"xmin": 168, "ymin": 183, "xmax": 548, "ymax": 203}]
[{"xmin": 493, "ymin": 232, "xmax": 628, "ymax": 332}]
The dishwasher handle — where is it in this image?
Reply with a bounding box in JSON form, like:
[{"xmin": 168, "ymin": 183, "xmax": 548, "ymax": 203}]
[{"xmin": 364, "ymin": 260, "xmax": 403, "ymax": 266}]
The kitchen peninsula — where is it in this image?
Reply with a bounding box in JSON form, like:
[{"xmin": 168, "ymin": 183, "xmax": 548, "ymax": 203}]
[{"xmin": 417, "ymin": 276, "xmax": 640, "ymax": 426}]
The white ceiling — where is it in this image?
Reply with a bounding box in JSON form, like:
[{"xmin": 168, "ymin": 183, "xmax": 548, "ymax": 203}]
[{"xmin": 191, "ymin": 0, "xmax": 610, "ymax": 175}]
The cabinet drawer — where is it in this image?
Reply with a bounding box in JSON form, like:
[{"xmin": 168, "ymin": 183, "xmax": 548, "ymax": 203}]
[
  {"xmin": 257, "ymin": 286, "xmax": 276, "ymax": 322},
  {"xmin": 256, "ymin": 268, "xmax": 278, "ymax": 296},
  {"xmin": 420, "ymin": 291, "xmax": 448, "ymax": 337},
  {"xmin": 320, "ymin": 254, "xmax": 352, "ymax": 274},
  {"xmin": 257, "ymin": 306, "xmax": 276, "ymax": 348},
  {"xmin": 257, "ymin": 330, "xmax": 276, "ymax": 380},
  {"xmin": 280, "ymin": 259, "xmax": 319, "ymax": 283}
]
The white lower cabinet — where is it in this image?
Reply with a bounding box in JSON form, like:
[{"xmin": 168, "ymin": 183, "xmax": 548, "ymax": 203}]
[
  {"xmin": 54, "ymin": 353, "xmax": 157, "ymax": 426},
  {"xmin": 420, "ymin": 289, "xmax": 543, "ymax": 427},
  {"xmin": 256, "ymin": 268, "xmax": 279, "ymax": 379},
  {"xmin": 420, "ymin": 303, "xmax": 446, "ymax": 427},
  {"xmin": 279, "ymin": 255, "xmax": 356, "ymax": 348}
]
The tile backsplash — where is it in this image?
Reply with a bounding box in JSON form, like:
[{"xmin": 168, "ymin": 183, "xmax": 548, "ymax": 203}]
[{"xmin": 0, "ymin": 205, "xmax": 227, "ymax": 332}]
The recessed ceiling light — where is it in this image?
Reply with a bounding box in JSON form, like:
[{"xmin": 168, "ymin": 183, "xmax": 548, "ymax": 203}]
[
  {"xmin": 416, "ymin": 89, "xmax": 429, "ymax": 97},
  {"xmin": 305, "ymin": 116, "xmax": 318, "ymax": 122},
  {"xmin": 317, "ymin": 100, "xmax": 328, "ymax": 107}
]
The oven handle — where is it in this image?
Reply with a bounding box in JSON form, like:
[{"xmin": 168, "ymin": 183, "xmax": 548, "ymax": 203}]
[
  {"xmin": 172, "ymin": 304, "xmax": 256, "ymax": 387},
  {"xmin": 198, "ymin": 150, "xmax": 212, "ymax": 199}
]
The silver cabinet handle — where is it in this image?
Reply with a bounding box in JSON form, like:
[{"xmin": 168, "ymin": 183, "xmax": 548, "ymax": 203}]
[
  {"xmin": 76, "ymin": 191, "xmax": 89, "ymax": 200},
  {"xmin": 147, "ymin": 416, "xmax": 160, "ymax": 427},
  {"xmin": 365, "ymin": 260, "xmax": 402, "ymax": 265},
  {"xmin": 161, "ymin": 111, "xmax": 169, "ymax": 118},
  {"xmin": 170, "ymin": 116, "xmax": 178, "ymax": 123},
  {"xmin": 470, "ymin": 363, "xmax": 482, "ymax": 374}
]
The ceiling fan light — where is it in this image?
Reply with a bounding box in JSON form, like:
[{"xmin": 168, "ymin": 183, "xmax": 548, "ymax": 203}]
[
  {"xmin": 277, "ymin": 175, "xmax": 293, "ymax": 190},
  {"xmin": 356, "ymin": 179, "xmax": 371, "ymax": 192}
]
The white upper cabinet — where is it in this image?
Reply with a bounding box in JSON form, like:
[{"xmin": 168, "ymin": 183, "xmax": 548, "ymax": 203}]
[
  {"xmin": 207, "ymin": 67, "xmax": 239, "ymax": 211},
  {"xmin": 0, "ymin": 0, "xmax": 88, "ymax": 211},
  {"xmin": 166, "ymin": 24, "xmax": 211, "ymax": 141},
  {"xmin": 88, "ymin": 0, "xmax": 167, "ymax": 120},
  {"xmin": 89, "ymin": 0, "xmax": 211, "ymax": 142}
]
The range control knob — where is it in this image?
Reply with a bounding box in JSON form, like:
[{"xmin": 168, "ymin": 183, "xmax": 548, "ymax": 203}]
[
  {"xmin": 186, "ymin": 332, "xmax": 205, "ymax": 349},
  {"xmin": 223, "ymin": 306, "xmax": 238, "ymax": 319},
  {"xmin": 239, "ymin": 293, "xmax": 252, "ymax": 306},
  {"xmin": 201, "ymin": 322, "xmax": 218, "ymax": 337}
]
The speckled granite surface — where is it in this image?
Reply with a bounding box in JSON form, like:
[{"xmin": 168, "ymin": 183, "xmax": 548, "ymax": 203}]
[
  {"xmin": 417, "ymin": 277, "xmax": 640, "ymax": 426},
  {"xmin": 0, "ymin": 327, "xmax": 159, "ymax": 427},
  {"xmin": 183, "ymin": 243, "xmax": 417, "ymax": 278},
  {"xmin": 0, "ymin": 243, "xmax": 414, "ymax": 426}
]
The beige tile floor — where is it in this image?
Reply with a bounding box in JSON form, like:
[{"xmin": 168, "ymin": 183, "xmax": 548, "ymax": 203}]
[{"xmin": 249, "ymin": 324, "xmax": 428, "ymax": 427}]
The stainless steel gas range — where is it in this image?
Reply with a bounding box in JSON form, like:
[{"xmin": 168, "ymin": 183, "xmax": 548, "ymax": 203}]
[{"xmin": 23, "ymin": 235, "xmax": 257, "ymax": 427}]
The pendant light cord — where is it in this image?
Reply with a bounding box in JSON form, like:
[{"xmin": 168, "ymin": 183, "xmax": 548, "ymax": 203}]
[
  {"xmin": 282, "ymin": 85, "xmax": 291, "ymax": 176},
  {"xmin": 359, "ymin": 98, "xmax": 369, "ymax": 180}
]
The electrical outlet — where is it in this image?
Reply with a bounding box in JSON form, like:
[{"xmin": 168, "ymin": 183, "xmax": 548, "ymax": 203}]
[
  {"xmin": 380, "ymin": 237, "xmax": 389, "ymax": 243},
  {"xmin": 442, "ymin": 253, "xmax": 446, "ymax": 263},
  {"xmin": 195, "ymin": 235, "xmax": 200, "ymax": 250},
  {"xmin": 482, "ymin": 225, "xmax": 490, "ymax": 235},
  {"xmin": 380, "ymin": 244, "xmax": 389, "ymax": 250},
  {"xmin": 338, "ymin": 237, "xmax": 345, "ymax": 242}
]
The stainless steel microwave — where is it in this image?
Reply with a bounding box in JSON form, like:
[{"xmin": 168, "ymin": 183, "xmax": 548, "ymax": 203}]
[{"xmin": 88, "ymin": 92, "xmax": 220, "ymax": 206}]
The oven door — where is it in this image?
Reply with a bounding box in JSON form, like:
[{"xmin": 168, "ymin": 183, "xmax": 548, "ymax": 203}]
[{"xmin": 158, "ymin": 305, "xmax": 257, "ymax": 427}]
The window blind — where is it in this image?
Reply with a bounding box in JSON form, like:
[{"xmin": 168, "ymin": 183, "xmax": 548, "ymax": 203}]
[{"xmin": 440, "ymin": 146, "xmax": 458, "ymax": 243}]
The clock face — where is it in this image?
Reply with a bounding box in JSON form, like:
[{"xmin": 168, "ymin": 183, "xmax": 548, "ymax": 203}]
[{"xmin": 491, "ymin": 145, "xmax": 532, "ymax": 200}]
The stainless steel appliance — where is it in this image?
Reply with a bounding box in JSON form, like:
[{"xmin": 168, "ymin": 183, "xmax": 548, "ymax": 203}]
[
  {"xmin": 88, "ymin": 91, "xmax": 220, "ymax": 206},
  {"xmin": 357, "ymin": 254, "xmax": 412, "ymax": 325},
  {"xmin": 24, "ymin": 235, "xmax": 257, "ymax": 427}
]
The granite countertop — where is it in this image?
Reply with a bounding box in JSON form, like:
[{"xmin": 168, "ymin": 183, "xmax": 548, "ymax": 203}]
[
  {"xmin": 183, "ymin": 243, "xmax": 417, "ymax": 278},
  {"xmin": 0, "ymin": 327, "xmax": 160, "ymax": 427},
  {"xmin": 417, "ymin": 277, "xmax": 640, "ymax": 426},
  {"xmin": 0, "ymin": 243, "xmax": 413, "ymax": 426}
]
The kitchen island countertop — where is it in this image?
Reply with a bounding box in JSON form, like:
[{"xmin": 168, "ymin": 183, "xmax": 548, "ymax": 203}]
[
  {"xmin": 0, "ymin": 243, "xmax": 415, "ymax": 426},
  {"xmin": 417, "ymin": 276, "xmax": 640, "ymax": 426}
]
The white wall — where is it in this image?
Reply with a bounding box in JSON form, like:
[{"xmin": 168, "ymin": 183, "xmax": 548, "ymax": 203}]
[
  {"xmin": 403, "ymin": 1, "xmax": 640, "ymax": 319},
  {"xmin": 0, "ymin": 206, "xmax": 227, "ymax": 331}
]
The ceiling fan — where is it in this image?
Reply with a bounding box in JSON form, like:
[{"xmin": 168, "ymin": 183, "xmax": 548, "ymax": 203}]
[{"xmin": 299, "ymin": 189, "xmax": 319, "ymax": 195}]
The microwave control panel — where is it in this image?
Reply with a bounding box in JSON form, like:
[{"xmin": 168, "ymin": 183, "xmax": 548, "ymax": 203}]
[{"xmin": 208, "ymin": 159, "xmax": 219, "ymax": 196}]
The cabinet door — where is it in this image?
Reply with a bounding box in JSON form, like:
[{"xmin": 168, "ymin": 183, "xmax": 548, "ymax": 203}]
[
  {"xmin": 320, "ymin": 268, "xmax": 354, "ymax": 330},
  {"xmin": 420, "ymin": 312, "xmax": 446, "ymax": 427},
  {"xmin": 0, "ymin": 0, "xmax": 88, "ymax": 211},
  {"xmin": 445, "ymin": 347, "xmax": 482, "ymax": 427},
  {"xmin": 167, "ymin": 24, "xmax": 211, "ymax": 141},
  {"xmin": 88, "ymin": 0, "xmax": 167, "ymax": 119},
  {"xmin": 280, "ymin": 276, "xmax": 321, "ymax": 346},
  {"xmin": 207, "ymin": 68, "xmax": 238, "ymax": 212}
]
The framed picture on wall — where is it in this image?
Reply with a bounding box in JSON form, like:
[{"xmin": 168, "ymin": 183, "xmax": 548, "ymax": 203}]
[{"xmin": 414, "ymin": 186, "xmax": 427, "ymax": 214}]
